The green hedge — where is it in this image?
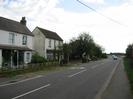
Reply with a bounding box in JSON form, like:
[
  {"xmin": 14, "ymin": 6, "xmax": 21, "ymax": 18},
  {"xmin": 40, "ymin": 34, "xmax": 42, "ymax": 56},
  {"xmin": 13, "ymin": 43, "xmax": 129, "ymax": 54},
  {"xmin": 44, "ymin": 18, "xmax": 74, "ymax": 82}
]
[
  {"xmin": 31, "ymin": 53, "xmax": 47, "ymax": 63},
  {"xmin": 123, "ymin": 58, "xmax": 133, "ymax": 93}
]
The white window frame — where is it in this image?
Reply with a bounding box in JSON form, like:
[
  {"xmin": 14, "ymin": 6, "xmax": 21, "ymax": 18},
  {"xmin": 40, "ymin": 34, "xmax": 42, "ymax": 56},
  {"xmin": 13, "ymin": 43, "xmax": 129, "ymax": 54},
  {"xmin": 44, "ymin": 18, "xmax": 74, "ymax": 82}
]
[
  {"xmin": 54, "ymin": 40, "xmax": 56, "ymax": 48},
  {"xmin": 9, "ymin": 33, "xmax": 15, "ymax": 44},
  {"xmin": 48, "ymin": 39, "xmax": 51, "ymax": 48},
  {"xmin": 22, "ymin": 35, "xmax": 27, "ymax": 45},
  {"xmin": 26, "ymin": 53, "xmax": 30, "ymax": 62},
  {"xmin": 59, "ymin": 41, "xmax": 61, "ymax": 46}
]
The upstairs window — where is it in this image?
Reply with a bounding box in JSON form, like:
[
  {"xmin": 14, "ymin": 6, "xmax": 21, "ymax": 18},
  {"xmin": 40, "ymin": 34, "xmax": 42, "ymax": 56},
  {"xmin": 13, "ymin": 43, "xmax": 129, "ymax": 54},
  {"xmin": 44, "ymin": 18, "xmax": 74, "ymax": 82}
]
[
  {"xmin": 9, "ymin": 33, "xmax": 15, "ymax": 44},
  {"xmin": 54, "ymin": 40, "xmax": 56, "ymax": 48},
  {"xmin": 48, "ymin": 39, "xmax": 51, "ymax": 48},
  {"xmin": 59, "ymin": 41, "xmax": 61, "ymax": 46},
  {"xmin": 22, "ymin": 35, "xmax": 27, "ymax": 45}
]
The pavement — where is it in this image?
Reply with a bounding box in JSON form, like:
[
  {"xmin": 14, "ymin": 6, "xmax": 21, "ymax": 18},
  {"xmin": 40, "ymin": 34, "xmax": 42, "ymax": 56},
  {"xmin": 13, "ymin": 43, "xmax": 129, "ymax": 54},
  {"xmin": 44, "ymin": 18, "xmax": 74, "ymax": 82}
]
[
  {"xmin": 102, "ymin": 59, "xmax": 133, "ymax": 99},
  {"xmin": 0, "ymin": 57, "xmax": 132, "ymax": 99}
]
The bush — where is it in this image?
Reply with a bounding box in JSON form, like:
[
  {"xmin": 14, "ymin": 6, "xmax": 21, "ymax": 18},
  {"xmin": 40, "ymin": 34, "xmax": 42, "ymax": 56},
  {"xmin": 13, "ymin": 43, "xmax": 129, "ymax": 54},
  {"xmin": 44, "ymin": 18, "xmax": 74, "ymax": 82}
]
[
  {"xmin": 31, "ymin": 53, "xmax": 47, "ymax": 63},
  {"xmin": 101, "ymin": 53, "xmax": 107, "ymax": 58},
  {"xmin": 124, "ymin": 58, "xmax": 133, "ymax": 93}
]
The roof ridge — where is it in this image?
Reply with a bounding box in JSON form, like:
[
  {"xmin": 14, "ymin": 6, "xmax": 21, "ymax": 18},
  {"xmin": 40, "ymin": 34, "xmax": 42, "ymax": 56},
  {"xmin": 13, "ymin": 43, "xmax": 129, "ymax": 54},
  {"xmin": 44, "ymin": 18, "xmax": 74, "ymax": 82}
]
[
  {"xmin": 0, "ymin": 16, "xmax": 34, "ymax": 36},
  {"xmin": 36, "ymin": 26, "xmax": 63, "ymax": 41},
  {"xmin": 0, "ymin": 16, "xmax": 20, "ymax": 24},
  {"xmin": 37, "ymin": 26, "xmax": 57, "ymax": 34}
]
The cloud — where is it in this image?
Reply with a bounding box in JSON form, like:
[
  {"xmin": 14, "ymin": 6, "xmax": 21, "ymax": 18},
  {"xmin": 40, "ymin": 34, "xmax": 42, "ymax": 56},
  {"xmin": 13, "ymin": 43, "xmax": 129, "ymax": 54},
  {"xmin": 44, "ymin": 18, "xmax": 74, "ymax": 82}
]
[
  {"xmin": 0, "ymin": 0, "xmax": 133, "ymax": 53},
  {"xmin": 82, "ymin": 0, "xmax": 105, "ymax": 4}
]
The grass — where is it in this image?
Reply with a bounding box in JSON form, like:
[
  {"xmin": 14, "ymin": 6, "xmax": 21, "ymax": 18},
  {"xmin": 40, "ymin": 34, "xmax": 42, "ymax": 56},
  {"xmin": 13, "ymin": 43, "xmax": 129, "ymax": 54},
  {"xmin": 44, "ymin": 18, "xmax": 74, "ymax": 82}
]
[
  {"xmin": 123, "ymin": 57, "xmax": 133, "ymax": 93},
  {"xmin": 0, "ymin": 62, "xmax": 81, "ymax": 77}
]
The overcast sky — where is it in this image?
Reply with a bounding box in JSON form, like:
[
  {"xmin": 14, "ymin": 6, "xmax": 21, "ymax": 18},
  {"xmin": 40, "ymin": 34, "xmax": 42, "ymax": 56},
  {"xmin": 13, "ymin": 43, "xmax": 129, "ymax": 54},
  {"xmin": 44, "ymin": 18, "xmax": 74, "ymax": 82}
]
[{"xmin": 0, "ymin": 0, "xmax": 133, "ymax": 53}]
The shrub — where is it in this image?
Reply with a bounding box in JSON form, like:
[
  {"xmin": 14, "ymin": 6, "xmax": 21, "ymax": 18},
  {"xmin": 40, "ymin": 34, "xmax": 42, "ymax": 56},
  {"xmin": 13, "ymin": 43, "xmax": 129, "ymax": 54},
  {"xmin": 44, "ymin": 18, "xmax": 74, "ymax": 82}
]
[
  {"xmin": 124, "ymin": 58, "xmax": 133, "ymax": 93},
  {"xmin": 31, "ymin": 53, "xmax": 47, "ymax": 63},
  {"xmin": 101, "ymin": 53, "xmax": 107, "ymax": 58}
]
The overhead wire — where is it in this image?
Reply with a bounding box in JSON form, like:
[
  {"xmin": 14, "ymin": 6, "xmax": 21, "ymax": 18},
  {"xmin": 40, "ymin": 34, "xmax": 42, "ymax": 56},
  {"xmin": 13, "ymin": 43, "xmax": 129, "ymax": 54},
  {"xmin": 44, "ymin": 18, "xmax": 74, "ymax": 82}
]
[{"xmin": 76, "ymin": 0, "xmax": 127, "ymax": 27}]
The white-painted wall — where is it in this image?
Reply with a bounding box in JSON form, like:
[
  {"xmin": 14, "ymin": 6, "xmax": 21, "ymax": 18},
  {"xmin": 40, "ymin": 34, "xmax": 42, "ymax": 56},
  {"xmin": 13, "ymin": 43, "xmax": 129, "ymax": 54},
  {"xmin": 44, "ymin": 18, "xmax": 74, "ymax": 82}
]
[
  {"xmin": 0, "ymin": 49, "xmax": 2, "ymax": 68},
  {"xmin": 45, "ymin": 38, "xmax": 63, "ymax": 59},
  {"xmin": 32, "ymin": 28, "xmax": 46, "ymax": 57},
  {"xmin": 0, "ymin": 30, "xmax": 9, "ymax": 45},
  {"xmin": 0, "ymin": 29, "xmax": 33, "ymax": 49},
  {"xmin": 45, "ymin": 38, "xmax": 63, "ymax": 50},
  {"xmin": 33, "ymin": 27, "xmax": 63, "ymax": 59}
]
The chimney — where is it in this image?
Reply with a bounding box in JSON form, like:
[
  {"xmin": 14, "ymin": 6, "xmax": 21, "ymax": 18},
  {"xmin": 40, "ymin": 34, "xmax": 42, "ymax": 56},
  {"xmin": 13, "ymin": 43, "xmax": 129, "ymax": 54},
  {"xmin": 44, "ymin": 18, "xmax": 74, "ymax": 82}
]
[{"xmin": 20, "ymin": 17, "xmax": 26, "ymax": 25}]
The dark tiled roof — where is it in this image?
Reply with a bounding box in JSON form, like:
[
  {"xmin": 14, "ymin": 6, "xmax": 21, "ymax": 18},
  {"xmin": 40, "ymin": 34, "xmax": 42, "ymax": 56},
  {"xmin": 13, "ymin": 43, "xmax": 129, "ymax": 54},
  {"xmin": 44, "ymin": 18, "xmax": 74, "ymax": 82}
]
[
  {"xmin": 37, "ymin": 27, "xmax": 63, "ymax": 41},
  {"xmin": 0, "ymin": 17, "xmax": 34, "ymax": 36},
  {"xmin": 0, "ymin": 44, "xmax": 32, "ymax": 51}
]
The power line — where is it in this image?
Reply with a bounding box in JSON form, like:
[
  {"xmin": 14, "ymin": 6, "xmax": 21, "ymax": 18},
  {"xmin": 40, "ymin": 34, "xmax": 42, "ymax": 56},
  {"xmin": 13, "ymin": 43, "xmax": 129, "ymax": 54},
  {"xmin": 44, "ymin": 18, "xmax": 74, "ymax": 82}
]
[{"xmin": 76, "ymin": 0, "xmax": 127, "ymax": 27}]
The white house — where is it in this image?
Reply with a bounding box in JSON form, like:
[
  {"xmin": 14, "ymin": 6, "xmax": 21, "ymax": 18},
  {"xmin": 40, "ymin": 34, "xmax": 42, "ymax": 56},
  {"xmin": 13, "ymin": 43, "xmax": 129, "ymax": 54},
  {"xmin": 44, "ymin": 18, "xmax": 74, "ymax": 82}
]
[
  {"xmin": 0, "ymin": 17, "xmax": 34, "ymax": 68},
  {"xmin": 32, "ymin": 27, "xmax": 63, "ymax": 60}
]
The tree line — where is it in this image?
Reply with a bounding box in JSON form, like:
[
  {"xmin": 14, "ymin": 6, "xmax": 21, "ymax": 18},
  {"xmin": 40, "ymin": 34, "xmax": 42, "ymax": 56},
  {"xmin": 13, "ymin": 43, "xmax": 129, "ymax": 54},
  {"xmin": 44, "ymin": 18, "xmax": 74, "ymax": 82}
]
[{"xmin": 62, "ymin": 32, "xmax": 107, "ymax": 63}]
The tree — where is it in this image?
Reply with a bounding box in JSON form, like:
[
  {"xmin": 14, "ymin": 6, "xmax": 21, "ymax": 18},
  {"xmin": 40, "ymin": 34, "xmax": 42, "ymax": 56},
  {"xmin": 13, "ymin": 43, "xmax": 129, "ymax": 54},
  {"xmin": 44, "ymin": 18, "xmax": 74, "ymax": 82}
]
[
  {"xmin": 63, "ymin": 32, "xmax": 106, "ymax": 62},
  {"xmin": 62, "ymin": 43, "xmax": 71, "ymax": 63},
  {"xmin": 126, "ymin": 44, "xmax": 133, "ymax": 58},
  {"xmin": 69, "ymin": 33, "xmax": 95, "ymax": 60}
]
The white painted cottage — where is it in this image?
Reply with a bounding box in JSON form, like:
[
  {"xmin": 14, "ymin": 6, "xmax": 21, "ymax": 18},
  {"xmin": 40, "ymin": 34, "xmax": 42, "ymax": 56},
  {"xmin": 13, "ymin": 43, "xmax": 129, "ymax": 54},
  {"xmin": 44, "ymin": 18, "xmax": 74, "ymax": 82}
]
[
  {"xmin": 0, "ymin": 17, "xmax": 34, "ymax": 68},
  {"xmin": 32, "ymin": 27, "xmax": 63, "ymax": 60}
]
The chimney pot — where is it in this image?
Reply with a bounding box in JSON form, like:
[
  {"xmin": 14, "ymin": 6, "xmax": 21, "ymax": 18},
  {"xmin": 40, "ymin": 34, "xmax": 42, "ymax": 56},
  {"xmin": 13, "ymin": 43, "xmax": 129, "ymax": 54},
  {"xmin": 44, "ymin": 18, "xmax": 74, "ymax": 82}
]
[{"xmin": 20, "ymin": 17, "xmax": 26, "ymax": 25}]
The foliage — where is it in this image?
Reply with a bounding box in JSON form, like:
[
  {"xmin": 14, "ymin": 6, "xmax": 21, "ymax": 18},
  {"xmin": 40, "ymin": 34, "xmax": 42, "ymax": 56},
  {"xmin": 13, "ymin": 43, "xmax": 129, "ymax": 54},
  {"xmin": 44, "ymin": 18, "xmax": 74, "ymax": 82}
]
[
  {"xmin": 68, "ymin": 32, "xmax": 106, "ymax": 61},
  {"xmin": 101, "ymin": 53, "xmax": 107, "ymax": 58},
  {"xmin": 62, "ymin": 43, "xmax": 71, "ymax": 63},
  {"xmin": 124, "ymin": 58, "xmax": 133, "ymax": 93},
  {"xmin": 126, "ymin": 44, "xmax": 133, "ymax": 58},
  {"xmin": 31, "ymin": 53, "xmax": 47, "ymax": 63}
]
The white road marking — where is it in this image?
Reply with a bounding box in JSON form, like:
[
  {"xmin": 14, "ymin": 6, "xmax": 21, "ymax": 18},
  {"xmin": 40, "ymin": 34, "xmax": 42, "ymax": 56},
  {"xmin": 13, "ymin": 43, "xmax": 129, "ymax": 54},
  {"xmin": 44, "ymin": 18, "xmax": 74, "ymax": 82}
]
[
  {"xmin": 70, "ymin": 67, "xmax": 85, "ymax": 70},
  {"xmin": 11, "ymin": 84, "xmax": 50, "ymax": 99},
  {"xmin": 68, "ymin": 69, "xmax": 87, "ymax": 78},
  {"xmin": 94, "ymin": 61, "xmax": 120, "ymax": 99},
  {"xmin": 91, "ymin": 63, "xmax": 106, "ymax": 69},
  {"xmin": 0, "ymin": 75, "xmax": 43, "ymax": 87}
]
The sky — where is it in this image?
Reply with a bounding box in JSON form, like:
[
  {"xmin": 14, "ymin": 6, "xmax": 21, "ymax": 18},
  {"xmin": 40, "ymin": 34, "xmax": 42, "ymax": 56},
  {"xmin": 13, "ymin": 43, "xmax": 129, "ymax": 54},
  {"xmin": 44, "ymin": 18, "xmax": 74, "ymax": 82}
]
[{"xmin": 0, "ymin": 0, "xmax": 133, "ymax": 53}]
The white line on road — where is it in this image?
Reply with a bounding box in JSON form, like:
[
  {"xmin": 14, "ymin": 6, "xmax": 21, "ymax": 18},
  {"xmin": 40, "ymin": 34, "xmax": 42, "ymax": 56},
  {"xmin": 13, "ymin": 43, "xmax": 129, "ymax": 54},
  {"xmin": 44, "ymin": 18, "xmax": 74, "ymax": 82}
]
[
  {"xmin": 69, "ymin": 67, "xmax": 85, "ymax": 70},
  {"xmin": 0, "ymin": 75, "xmax": 43, "ymax": 87},
  {"xmin": 91, "ymin": 62, "xmax": 106, "ymax": 69},
  {"xmin": 94, "ymin": 60, "xmax": 120, "ymax": 99},
  {"xmin": 68, "ymin": 69, "xmax": 87, "ymax": 78},
  {"xmin": 11, "ymin": 84, "xmax": 51, "ymax": 99}
]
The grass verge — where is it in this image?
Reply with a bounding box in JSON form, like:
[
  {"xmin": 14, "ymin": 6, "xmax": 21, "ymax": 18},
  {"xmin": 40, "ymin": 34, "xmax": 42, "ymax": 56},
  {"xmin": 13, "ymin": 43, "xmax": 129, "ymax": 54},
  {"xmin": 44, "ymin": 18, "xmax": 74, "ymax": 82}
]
[
  {"xmin": 123, "ymin": 57, "xmax": 133, "ymax": 93},
  {"xmin": 0, "ymin": 62, "xmax": 80, "ymax": 77}
]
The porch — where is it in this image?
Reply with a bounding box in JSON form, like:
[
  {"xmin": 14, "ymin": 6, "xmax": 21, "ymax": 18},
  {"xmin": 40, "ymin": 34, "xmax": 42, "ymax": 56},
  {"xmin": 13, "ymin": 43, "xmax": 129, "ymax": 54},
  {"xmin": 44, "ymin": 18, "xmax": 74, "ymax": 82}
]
[{"xmin": 0, "ymin": 45, "xmax": 32, "ymax": 68}]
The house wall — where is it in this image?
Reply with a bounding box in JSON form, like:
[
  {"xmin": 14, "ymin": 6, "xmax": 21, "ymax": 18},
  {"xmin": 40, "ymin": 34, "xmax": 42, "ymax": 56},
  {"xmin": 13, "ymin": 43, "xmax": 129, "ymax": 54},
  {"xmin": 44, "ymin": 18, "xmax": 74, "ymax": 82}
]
[
  {"xmin": 0, "ymin": 30, "xmax": 9, "ymax": 45},
  {"xmin": 33, "ymin": 27, "xmax": 63, "ymax": 59},
  {"xmin": 0, "ymin": 30, "xmax": 33, "ymax": 49},
  {"xmin": 0, "ymin": 49, "xmax": 2, "ymax": 68},
  {"xmin": 45, "ymin": 38, "xmax": 63, "ymax": 59},
  {"xmin": 45, "ymin": 38, "xmax": 63, "ymax": 50},
  {"xmin": 32, "ymin": 28, "xmax": 45, "ymax": 57}
]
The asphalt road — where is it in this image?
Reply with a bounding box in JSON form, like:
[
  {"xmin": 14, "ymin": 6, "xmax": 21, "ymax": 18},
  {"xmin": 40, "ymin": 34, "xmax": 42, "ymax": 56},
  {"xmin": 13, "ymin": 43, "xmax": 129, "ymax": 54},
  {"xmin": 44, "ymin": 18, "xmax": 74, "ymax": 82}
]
[{"xmin": 0, "ymin": 57, "xmax": 120, "ymax": 99}]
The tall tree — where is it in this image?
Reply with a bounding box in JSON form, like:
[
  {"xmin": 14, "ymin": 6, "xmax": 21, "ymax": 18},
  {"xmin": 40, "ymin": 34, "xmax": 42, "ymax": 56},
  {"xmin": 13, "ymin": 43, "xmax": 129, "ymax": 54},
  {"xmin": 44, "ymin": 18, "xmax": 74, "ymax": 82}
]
[{"xmin": 126, "ymin": 44, "xmax": 133, "ymax": 58}]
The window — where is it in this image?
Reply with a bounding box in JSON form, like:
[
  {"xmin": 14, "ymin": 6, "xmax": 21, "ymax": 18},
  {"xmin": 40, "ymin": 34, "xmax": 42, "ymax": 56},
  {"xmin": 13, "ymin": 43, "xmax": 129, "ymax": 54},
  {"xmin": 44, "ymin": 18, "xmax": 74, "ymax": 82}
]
[
  {"xmin": 26, "ymin": 53, "xmax": 30, "ymax": 62},
  {"xmin": 22, "ymin": 35, "xmax": 27, "ymax": 45},
  {"xmin": 59, "ymin": 41, "xmax": 61, "ymax": 46},
  {"xmin": 54, "ymin": 40, "xmax": 56, "ymax": 48},
  {"xmin": 48, "ymin": 39, "xmax": 51, "ymax": 48},
  {"xmin": 9, "ymin": 33, "xmax": 15, "ymax": 44}
]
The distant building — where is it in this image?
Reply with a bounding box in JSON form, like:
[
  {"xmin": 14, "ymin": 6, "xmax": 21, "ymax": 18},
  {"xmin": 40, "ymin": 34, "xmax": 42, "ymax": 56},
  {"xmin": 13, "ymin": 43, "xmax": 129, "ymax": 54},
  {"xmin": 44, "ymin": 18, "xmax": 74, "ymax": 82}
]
[
  {"xmin": 32, "ymin": 27, "xmax": 63, "ymax": 60},
  {"xmin": 0, "ymin": 17, "xmax": 34, "ymax": 68}
]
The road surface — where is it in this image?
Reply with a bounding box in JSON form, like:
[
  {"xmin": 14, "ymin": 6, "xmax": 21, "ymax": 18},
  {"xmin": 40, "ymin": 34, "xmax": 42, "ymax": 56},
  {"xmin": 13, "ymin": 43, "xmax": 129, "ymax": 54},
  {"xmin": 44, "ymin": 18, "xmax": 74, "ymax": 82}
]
[{"xmin": 0, "ymin": 57, "xmax": 120, "ymax": 99}]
